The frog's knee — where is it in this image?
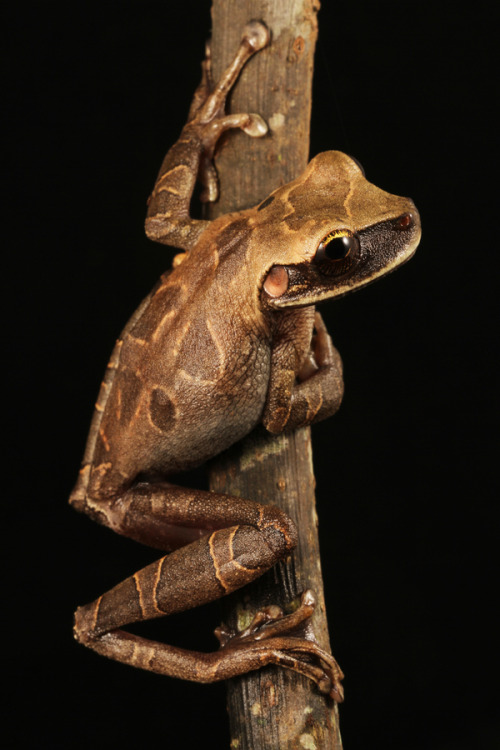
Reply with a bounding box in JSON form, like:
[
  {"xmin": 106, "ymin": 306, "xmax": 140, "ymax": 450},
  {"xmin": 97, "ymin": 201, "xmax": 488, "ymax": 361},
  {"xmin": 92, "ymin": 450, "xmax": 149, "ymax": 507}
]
[{"xmin": 258, "ymin": 505, "xmax": 298, "ymax": 556}]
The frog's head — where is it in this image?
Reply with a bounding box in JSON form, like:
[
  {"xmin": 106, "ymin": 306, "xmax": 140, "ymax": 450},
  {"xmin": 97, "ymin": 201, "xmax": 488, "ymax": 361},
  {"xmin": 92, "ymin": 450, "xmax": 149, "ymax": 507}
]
[{"xmin": 249, "ymin": 151, "xmax": 421, "ymax": 309}]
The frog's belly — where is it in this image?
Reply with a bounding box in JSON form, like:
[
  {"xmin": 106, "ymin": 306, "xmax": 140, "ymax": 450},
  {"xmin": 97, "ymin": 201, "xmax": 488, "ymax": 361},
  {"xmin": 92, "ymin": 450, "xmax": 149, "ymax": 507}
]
[
  {"xmin": 86, "ymin": 335, "xmax": 271, "ymax": 497},
  {"xmin": 151, "ymin": 356, "xmax": 271, "ymax": 474}
]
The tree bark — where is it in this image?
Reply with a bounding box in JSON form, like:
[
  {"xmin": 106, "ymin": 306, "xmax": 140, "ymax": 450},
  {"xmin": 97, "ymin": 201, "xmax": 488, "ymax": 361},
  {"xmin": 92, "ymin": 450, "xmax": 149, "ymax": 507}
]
[{"xmin": 207, "ymin": 2, "xmax": 343, "ymax": 748}]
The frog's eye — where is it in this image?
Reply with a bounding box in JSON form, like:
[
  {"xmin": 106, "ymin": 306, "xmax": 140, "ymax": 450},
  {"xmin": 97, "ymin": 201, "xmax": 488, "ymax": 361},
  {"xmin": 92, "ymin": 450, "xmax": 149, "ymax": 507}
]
[{"xmin": 315, "ymin": 231, "xmax": 360, "ymax": 263}]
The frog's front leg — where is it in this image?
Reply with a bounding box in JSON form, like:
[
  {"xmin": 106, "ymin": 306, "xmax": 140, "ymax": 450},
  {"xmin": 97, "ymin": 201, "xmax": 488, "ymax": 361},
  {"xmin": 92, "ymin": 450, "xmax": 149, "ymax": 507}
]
[
  {"xmin": 73, "ymin": 483, "xmax": 343, "ymax": 700},
  {"xmin": 263, "ymin": 310, "xmax": 344, "ymax": 434},
  {"xmin": 145, "ymin": 21, "xmax": 269, "ymax": 252}
]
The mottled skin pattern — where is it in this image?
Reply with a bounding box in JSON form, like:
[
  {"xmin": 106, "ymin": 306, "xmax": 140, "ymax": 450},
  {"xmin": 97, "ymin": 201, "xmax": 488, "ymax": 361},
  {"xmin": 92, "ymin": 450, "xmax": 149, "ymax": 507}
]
[{"xmin": 70, "ymin": 22, "xmax": 421, "ymax": 700}]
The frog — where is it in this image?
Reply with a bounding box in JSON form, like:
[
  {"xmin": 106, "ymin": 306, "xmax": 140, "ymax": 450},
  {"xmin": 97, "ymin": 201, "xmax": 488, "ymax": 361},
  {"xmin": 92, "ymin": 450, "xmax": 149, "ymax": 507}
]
[{"xmin": 70, "ymin": 21, "xmax": 421, "ymax": 702}]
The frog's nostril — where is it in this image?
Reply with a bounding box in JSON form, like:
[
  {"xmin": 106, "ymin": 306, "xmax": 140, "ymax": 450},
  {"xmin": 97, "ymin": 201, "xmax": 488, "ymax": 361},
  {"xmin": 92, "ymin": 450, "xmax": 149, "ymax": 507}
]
[{"xmin": 397, "ymin": 213, "xmax": 414, "ymax": 229}]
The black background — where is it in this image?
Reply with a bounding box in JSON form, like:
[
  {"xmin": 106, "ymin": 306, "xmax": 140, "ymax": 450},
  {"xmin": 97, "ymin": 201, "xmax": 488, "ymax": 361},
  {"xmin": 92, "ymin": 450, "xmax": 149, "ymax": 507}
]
[{"xmin": 5, "ymin": 2, "xmax": 498, "ymax": 748}]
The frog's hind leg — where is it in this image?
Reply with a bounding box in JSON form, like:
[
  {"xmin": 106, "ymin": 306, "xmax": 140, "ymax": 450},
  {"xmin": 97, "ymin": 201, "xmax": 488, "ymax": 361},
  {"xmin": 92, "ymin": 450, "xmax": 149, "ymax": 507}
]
[{"xmin": 73, "ymin": 482, "xmax": 343, "ymax": 700}]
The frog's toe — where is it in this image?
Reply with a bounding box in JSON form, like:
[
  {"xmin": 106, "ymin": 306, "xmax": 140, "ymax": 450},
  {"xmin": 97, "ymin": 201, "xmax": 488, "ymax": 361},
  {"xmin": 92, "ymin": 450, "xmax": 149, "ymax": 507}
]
[
  {"xmin": 241, "ymin": 113, "xmax": 268, "ymax": 138},
  {"xmin": 242, "ymin": 20, "xmax": 270, "ymax": 52},
  {"xmin": 216, "ymin": 589, "xmax": 318, "ymax": 649}
]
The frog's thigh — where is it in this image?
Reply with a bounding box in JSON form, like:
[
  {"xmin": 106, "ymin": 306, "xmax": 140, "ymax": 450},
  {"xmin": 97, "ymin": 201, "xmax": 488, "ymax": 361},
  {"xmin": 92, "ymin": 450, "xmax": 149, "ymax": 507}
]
[
  {"xmin": 74, "ymin": 485, "xmax": 297, "ymax": 638},
  {"xmin": 88, "ymin": 481, "xmax": 296, "ymax": 553}
]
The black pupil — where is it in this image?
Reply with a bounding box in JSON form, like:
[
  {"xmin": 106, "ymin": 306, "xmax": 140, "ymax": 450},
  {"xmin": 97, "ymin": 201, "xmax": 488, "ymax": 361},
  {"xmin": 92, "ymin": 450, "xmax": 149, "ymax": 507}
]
[{"xmin": 324, "ymin": 235, "xmax": 352, "ymax": 260}]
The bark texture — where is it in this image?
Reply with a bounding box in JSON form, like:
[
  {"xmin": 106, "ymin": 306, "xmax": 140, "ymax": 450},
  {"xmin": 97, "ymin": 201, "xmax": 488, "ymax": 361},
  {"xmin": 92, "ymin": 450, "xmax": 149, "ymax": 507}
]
[{"xmin": 207, "ymin": 2, "xmax": 343, "ymax": 748}]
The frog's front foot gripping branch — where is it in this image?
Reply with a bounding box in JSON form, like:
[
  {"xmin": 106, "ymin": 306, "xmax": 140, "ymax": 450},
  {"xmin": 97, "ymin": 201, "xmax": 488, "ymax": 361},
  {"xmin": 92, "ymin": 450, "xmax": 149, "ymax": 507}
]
[
  {"xmin": 145, "ymin": 21, "xmax": 269, "ymax": 249},
  {"xmin": 193, "ymin": 19, "xmax": 269, "ymax": 203}
]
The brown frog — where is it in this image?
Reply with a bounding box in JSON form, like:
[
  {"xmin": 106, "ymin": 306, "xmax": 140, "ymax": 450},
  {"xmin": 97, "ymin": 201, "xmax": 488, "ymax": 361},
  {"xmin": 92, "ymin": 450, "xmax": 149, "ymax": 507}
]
[{"xmin": 70, "ymin": 21, "xmax": 421, "ymax": 701}]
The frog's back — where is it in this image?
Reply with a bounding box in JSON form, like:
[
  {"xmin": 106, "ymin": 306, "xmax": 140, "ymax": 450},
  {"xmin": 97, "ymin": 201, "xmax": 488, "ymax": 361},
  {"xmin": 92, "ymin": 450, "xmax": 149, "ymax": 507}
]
[
  {"xmin": 69, "ymin": 259, "xmax": 271, "ymax": 509},
  {"xmin": 68, "ymin": 278, "xmax": 161, "ymax": 508}
]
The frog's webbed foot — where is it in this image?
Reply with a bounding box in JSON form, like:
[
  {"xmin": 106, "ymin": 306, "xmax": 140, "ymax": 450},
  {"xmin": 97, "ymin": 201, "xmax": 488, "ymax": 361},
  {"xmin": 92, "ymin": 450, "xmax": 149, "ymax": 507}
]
[
  {"xmin": 214, "ymin": 590, "xmax": 345, "ymax": 702},
  {"xmin": 215, "ymin": 589, "xmax": 315, "ymax": 646},
  {"xmin": 190, "ymin": 21, "xmax": 269, "ymax": 202}
]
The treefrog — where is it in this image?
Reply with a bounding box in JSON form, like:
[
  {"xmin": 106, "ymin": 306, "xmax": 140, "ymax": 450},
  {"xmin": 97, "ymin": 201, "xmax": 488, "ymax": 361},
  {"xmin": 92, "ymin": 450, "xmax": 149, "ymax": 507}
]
[{"xmin": 71, "ymin": 21, "xmax": 421, "ymax": 702}]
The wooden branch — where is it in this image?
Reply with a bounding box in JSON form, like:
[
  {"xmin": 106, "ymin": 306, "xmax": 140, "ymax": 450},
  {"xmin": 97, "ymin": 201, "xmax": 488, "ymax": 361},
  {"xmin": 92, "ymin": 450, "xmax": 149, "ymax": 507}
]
[{"xmin": 207, "ymin": 2, "xmax": 343, "ymax": 748}]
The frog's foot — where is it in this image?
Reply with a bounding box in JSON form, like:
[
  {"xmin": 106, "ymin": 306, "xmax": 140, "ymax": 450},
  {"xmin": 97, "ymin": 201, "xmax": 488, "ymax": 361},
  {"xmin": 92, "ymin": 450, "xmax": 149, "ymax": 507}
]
[
  {"xmin": 214, "ymin": 590, "xmax": 345, "ymax": 702},
  {"xmin": 215, "ymin": 589, "xmax": 316, "ymax": 646},
  {"xmin": 197, "ymin": 112, "xmax": 267, "ymax": 202},
  {"xmin": 190, "ymin": 22, "xmax": 268, "ymax": 118},
  {"xmin": 187, "ymin": 21, "xmax": 269, "ymax": 202},
  {"xmin": 197, "ymin": 21, "xmax": 270, "ymax": 123}
]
